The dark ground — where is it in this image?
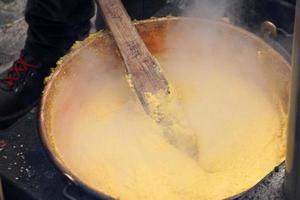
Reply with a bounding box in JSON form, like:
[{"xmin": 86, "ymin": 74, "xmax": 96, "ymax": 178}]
[{"xmin": 0, "ymin": 0, "xmax": 289, "ymax": 199}]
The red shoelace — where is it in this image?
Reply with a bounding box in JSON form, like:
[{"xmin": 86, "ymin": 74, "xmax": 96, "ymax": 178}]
[{"xmin": 2, "ymin": 54, "xmax": 37, "ymax": 88}]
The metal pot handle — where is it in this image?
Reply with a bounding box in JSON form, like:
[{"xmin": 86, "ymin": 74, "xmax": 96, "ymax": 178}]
[{"xmin": 63, "ymin": 182, "xmax": 78, "ymax": 200}]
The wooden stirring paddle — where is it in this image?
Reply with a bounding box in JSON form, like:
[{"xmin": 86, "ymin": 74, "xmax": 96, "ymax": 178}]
[{"xmin": 97, "ymin": 0, "xmax": 199, "ymax": 159}]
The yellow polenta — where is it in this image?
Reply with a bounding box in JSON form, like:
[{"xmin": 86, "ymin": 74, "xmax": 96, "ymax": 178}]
[{"xmin": 48, "ymin": 27, "xmax": 287, "ymax": 200}]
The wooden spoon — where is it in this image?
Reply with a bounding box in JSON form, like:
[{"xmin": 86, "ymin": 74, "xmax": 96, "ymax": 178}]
[{"xmin": 97, "ymin": 0, "xmax": 199, "ymax": 159}]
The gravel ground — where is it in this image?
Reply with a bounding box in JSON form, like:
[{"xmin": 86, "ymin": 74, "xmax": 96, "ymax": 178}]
[
  {"xmin": 0, "ymin": 0, "xmax": 288, "ymax": 199},
  {"xmin": 0, "ymin": 0, "xmax": 27, "ymax": 73}
]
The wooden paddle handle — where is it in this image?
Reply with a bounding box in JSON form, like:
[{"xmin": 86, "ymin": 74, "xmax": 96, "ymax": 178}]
[
  {"xmin": 97, "ymin": 0, "xmax": 199, "ymax": 159},
  {"xmin": 97, "ymin": 0, "xmax": 169, "ymax": 103}
]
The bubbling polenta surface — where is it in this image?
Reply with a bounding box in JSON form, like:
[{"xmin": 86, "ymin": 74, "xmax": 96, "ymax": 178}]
[{"xmin": 47, "ymin": 20, "xmax": 287, "ymax": 200}]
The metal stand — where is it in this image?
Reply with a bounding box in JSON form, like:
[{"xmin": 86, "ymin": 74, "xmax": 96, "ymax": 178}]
[
  {"xmin": 0, "ymin": 177, "xmax": 4, "ymax": 200},
  {"xmin": 284, "ymin": 0, "xmax": 300, "ymax": 199}
]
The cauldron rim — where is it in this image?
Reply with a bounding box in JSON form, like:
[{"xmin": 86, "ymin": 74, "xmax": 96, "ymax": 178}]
[{"xmin": 39, "ymin": 16, "xmax": 291, "ymax": 200}]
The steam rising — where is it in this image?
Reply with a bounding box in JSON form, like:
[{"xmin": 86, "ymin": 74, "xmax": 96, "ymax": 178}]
[
  {"xmin": 183, "ymin": 0, "xmax": 229, "ymax": 19},
  {"xmin": 45, "ymin": 2, "xmax": 289, "ymax": 199}
]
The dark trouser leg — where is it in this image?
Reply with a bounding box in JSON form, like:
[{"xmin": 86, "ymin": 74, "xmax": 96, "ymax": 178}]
[
  {"xmin": 24, "ymin": 0, "xmax": 95, "ymax": 64},
  {"xmin": 123, "ymin": 0, "xmax": 167, "ymax": 19}
]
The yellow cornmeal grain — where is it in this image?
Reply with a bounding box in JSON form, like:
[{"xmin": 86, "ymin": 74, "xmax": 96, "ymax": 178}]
[
  {"xmin": 48, "ymin": 32, "xmax": 287, "ymax": 199},
  {"xmin": 144, "ymin": 88, "xmax": 199, "ymax": 159}
]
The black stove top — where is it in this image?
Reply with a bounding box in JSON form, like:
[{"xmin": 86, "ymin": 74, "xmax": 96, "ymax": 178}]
[{"xmin": 0, "ymin": 108, "xmax": 103, "ymax": 200}]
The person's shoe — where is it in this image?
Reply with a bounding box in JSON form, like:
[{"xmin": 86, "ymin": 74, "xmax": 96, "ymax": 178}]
[{"xmin": 0, "ymin": 50, "xmax": 53, "ymax": 128}]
